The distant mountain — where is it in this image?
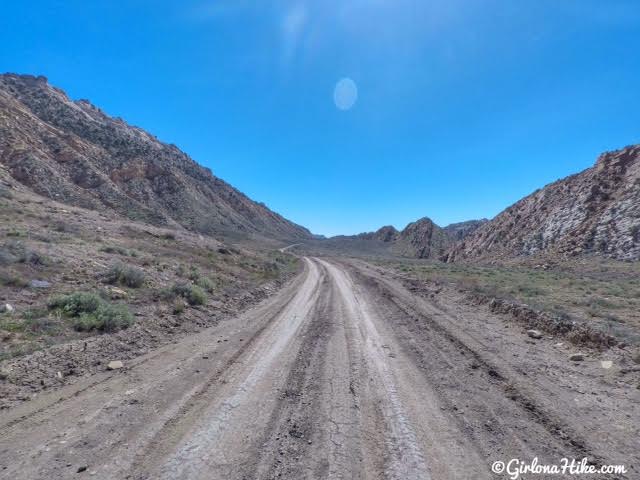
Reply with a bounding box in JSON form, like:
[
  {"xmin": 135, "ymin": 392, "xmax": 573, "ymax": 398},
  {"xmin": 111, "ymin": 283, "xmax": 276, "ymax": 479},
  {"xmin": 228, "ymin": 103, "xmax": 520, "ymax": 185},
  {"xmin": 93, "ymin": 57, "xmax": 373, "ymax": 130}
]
[
  {"xmin": 447, "ymin": 145, "xmax": 640, "ymax": 262},
  {"xmin": 356, "ymin": 225, "xmax": 399, "ymax": 243},
  {"xmin": 0, "ymin": 73, "xmax": 311, "ymax": 240},
  {"xmin": 321, "ymin": 217, "xmax": 486, "ymax": 259},
  {"xmin": 391, "ymin": 218, "xmax": 451, "ymax": 259}
]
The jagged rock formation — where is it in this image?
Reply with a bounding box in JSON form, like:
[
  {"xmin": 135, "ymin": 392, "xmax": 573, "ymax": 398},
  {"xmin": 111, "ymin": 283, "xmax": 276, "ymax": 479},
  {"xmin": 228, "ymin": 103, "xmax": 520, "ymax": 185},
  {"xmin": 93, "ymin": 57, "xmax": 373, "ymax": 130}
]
[
  {"xmin": 447, "ymin": 145, "xmax": 640, "ymax": 261},
  {"xmin": 356, "ymin": 226, "xmax": 399, "ymax": 243},
  {"xmin": 0, "ymin": 74, "xmax": 310, "ymax": 240},
  {"xmin": 374, "ymin": 225, "xmax": 400, "ymax": 243},
  {"xmin": 443, "ymin": 219, "xmax": 488, "ymax": 242},
  {"xmin": 391, "ymin": 218, "xmax": 451, "ymax": 258},
  {"xmin": 323, "ymin": 218, "xmax": 464, "ymax": 259}
]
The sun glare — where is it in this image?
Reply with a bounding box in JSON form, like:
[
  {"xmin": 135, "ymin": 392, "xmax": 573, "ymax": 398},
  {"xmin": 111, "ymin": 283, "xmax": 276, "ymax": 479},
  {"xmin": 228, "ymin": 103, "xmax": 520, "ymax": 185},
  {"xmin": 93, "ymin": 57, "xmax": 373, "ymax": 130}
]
[{"xmin": 333, "ymin": 77, "xmax": 358, "ymax": 110}]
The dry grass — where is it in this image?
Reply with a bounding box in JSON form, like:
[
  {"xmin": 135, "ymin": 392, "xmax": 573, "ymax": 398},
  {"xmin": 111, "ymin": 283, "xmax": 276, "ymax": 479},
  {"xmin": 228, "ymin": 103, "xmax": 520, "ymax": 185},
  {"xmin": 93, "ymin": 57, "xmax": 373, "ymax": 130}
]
[
  {"xmin": 0, "ymin": 187, "xmax": 301, "ymax": 362},
  {"xmin": 376, "ymin": 257, "xmax": 640, "ymax": 345}
]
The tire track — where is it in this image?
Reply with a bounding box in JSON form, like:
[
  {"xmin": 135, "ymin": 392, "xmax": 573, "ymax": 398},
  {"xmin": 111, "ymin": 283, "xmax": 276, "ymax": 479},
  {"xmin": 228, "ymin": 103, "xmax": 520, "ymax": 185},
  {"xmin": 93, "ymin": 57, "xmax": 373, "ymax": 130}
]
[
  {"xmin": 141, "ymin": 259, "xmax": 324, "ymax": 480},
  {"xmin": 318, "ymin": 259, "xmax": 433, "ymax": 480},
  {"xmin": 242, "ymin": 270, "xmax": 335, "ymax": 479},
  {"xmin": 346, "ymin": 261, "xmax": 619, "ymax": 474}
]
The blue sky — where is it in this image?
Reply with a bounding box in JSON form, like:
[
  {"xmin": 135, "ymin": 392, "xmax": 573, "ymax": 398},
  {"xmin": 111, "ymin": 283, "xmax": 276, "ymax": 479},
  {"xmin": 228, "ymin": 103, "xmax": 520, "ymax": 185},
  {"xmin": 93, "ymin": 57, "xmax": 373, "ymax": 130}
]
[{"xmin": 2, "ymin": 1, "xmax": 639, "ymax": 236}]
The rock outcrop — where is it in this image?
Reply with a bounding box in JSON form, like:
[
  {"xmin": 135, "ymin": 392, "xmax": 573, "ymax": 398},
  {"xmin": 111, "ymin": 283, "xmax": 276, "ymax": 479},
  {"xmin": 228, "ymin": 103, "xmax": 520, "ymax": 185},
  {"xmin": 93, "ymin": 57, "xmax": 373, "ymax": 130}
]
[
  {"xmin": 391, "ymin": 218, "xmax": 451, "ymax": 259},
  {"xmin": 443, "ymin": 219, "xmax": 488, "ymax": 242},
  {"xmin": 325, "ymin": 218, "xmax": 458, "ymax": 259},
  {"xmin": 447, "ymin": 145, "xmax": 640, "ymax": 261},
  {"xmin": 356, "ymin": 226, "xmax": 399, "ymax": 243}
]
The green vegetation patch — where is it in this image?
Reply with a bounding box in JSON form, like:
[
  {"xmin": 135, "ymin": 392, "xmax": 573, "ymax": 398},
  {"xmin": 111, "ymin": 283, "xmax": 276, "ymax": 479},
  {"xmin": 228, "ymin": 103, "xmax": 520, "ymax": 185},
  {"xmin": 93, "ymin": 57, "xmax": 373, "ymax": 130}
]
[
  {"xmin": 0, "ymin": 240, "xmax": 49, "ymax": 266},
  {"xmin": 0, "ymin": 270, "xmax": 28, "ymax": 288},
  {"xmin": 102, "ymin": 262, "xmax": 146, "ymax": 288},
  {"xmin": 48, "ymin": 291, "xmax": 134, "ymax": 332},
  {"xmin": 171, "ymin": 283, "xmax": 207, "ymax": 305},
  {"xmin": 0, "ymin": 307, "xmax": 62, "ymax": 339},
  {"xmin": 161, "ymin": 282, "xmax": 207, "ymax": 306},
  {"xmin": 100, "ymin": 245, "xmax": 140, "ymax": 257},
  {"xmin": 376, "ymin": 257, "xmax": 640, "ymax": 344}
]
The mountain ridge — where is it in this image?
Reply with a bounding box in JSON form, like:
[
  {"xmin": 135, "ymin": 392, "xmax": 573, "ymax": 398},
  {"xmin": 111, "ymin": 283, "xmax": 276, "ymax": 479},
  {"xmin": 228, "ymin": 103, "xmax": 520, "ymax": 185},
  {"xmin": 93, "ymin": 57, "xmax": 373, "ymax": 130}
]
[
  {"xmin": 323, "ymin": 217, "xmax": 486, "ymax": 259},
  {"xmin": 447, "ymin": 144, "xmax": 640, "ymax": 262},
  {"xmin": 0, "ymin": 73, "xmax": 311, "ymax": 241},
  {"xmin": 2, "ymin": 74, "xmax": 638, "ymax": 261}
]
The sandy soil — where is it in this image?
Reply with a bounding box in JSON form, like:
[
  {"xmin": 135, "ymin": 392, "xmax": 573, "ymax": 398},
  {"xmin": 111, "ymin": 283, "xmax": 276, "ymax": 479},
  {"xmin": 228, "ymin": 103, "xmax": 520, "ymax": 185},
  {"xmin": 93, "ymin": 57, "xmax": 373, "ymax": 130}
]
[{"xmin": 0, "ymin": 257, "xmax": 637, "ymax": 479}]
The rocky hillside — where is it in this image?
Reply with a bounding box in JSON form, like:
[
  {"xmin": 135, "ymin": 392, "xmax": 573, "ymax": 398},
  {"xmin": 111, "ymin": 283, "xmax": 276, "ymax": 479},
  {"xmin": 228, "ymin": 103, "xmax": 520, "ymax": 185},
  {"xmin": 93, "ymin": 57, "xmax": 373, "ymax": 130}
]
[
  {"xmin": 355, "ymin": 225, "xmax": 399, "ymax": 243},
  {"xmin": 319, "ymin": 218, "xmax": 481, "ymax": 259},
  {"xmin": 443, "ymin": 219, "xmax": 488, "ymax": 242},
  {"xmin": 0, "ymin": 74, "xmax": 311, "ymax": 240},
  {"xmin": 447, "ymin": 145, "xmax": 640, "ymax": 262},
  {"xmin": 391, "ymin": 218, "xmax": 452, "ymax": 258}
]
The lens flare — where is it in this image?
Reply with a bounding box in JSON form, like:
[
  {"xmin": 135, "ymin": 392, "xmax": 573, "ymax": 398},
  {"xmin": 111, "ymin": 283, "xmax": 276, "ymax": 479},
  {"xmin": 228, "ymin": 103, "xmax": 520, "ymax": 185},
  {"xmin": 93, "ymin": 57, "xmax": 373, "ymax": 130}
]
[{"xmin": 333, "ymin": 78, "xmax": 358, "ymax": 110}]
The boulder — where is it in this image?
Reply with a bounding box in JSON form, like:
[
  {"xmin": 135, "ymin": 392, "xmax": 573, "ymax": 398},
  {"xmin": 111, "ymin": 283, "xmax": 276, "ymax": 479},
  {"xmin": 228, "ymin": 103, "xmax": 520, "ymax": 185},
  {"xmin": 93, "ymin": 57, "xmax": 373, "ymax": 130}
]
[
  {"xmin": 29, "ymin": 279, "xmax": 51, "ymax": 289},
  {"xmin": 569, "ymin": 353, "xmax": 585, "ymax": 362},
  {"xmin": 527, "ymin": 329, "xmax": 543, "ymax": 339},
  {"xmin": 109, "ymin": 287, "xmax": 128, "ymax": 300},
  {"xmin": 107, "ymin": 360, "xmax": 124, "ymax": 370},
  {"xmin": 0, "ymin": 304, "xmax": 14, "ymax": 314}
]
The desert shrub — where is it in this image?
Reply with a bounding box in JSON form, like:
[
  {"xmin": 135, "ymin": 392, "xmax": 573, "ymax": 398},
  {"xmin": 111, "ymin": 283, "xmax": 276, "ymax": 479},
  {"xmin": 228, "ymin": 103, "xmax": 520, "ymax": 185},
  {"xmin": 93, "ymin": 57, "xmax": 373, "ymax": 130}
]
[
  {"xmin": 48, "ymin": 291, "xmax": 133, "ymax": 332},
  {"xmin": 72, "ymin": 304, "xmax": 133, "ymax": 332},
  {"xmin": 176, "ymin": 265, "xmax": 215, "ymax": 292},
  {"xmin": 0, "ymin": 247, "xmax": 14, "ymax": 265},
  {"xmin": 100, "ymin": 245, "xmax": 129, "ymax": 256},
  {"xmin": 19, "ymin": 249, "xmax": 48, "ymax": 266},
  {"xmin": 188, "ymin": 269, "xmax": 201, "ymax": 282},
  {"xmin": 33, "ymin": 232, "xmax": 53, "ymax": 243},
  {"xmin": 102, "ymin": 263, "xmax": 145, "ymax": 288},
  {"xmin": 23, "ymin": 315, "xmax": 60, "ymax": 334},
  {"xmin": 517, "ymin": 284, "xmax": 546, "ymax": 297},
  {"xmin": 22, "ymin": 307, "xmax": 49, "ymax": 321},
  {"xmin": 0, "ymin": 186, "xmax": 13, "ymax": 199},
  {"xmin": 0, "ymin": 241, "xmax": 48, "ymax": 266},
  {"xmin": 457, "ymin": 276, "xmax": 481, "ymax": 292},
  {"xmin": 176, "ymin": 264, "xmax": 201, "ymax": 281},
  {"xmin": 176, "ymin": 264, "xmax": 189, "ymax": 278},
  {"xmin": 195, "ymin": 276, "xmax": 216, "ymax": 292},
  {"xmin": 52, "ymin": 221, "xmax": 74, "ymax": 233},
  {"xmin": 0, "ymin": 343, "xmax": 41, "ymax": 362},
  {"xmin": 259, "ymin": 262, "xmax": 280, "ymax": 279},
  {"xmin": 580, "ymin": 296, "xmax": 620, "ymax": 311},
  {"xmin": 171, "ymin": 283, "xmax": 207, "ymax": 305},
  {"xmin": 48, "ymin": 292, "xmax": 102, "ymax": 316},
  {"xmin": 1, "ymin": 241, "xmax": 26, "ymax": 264},
  {"xmin": 0, "ymin": 270, "xmax": 28, "ymax": 288},
  {"xmin": 6, "ymin": 230, "xmax": 25, "ymax": 238},
  {"xmin": 0, "ymin": 316, "xmax": 23, "ymax": 333},
  {"xmin": 172, "ymin": 298, "xmax": 185, "ymax": 315},
  {"xmin": 603, "ymin": 313, "xmax": 623, "ymax": 324},
  {"xmin": 100, "ymin": 245, "xmax": 139, "ymax": 257}
]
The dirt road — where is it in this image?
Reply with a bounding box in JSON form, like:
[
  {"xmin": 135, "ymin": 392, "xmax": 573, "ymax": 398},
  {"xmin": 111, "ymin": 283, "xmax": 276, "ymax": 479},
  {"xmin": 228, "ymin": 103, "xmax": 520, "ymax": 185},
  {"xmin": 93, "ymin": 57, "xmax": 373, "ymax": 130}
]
[{"xmin": 0, "ymin": 257, "xmax": 637, "ymax": 479}]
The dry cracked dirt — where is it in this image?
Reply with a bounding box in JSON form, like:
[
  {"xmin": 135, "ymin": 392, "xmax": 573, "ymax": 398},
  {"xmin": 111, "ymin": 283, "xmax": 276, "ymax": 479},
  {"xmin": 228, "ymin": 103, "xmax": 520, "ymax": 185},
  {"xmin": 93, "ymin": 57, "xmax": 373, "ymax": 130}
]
[{"xmin": 0, "ymin": 256, "xmax": 638, "ymax": 479}]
